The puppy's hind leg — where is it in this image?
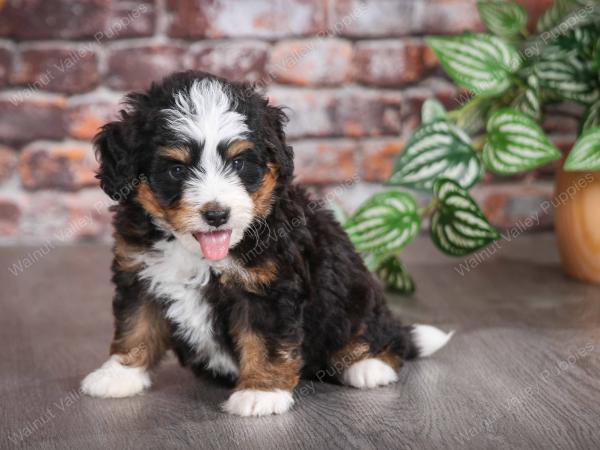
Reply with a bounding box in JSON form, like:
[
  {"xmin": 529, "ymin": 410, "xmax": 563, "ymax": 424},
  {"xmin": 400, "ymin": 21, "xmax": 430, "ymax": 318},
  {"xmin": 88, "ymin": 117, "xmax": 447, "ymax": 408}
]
[
  {"xmin": 335, "ymin": 341, "xmax": 402, "ymax": 389},
  {"xmin": 81, "ymin": 301, "xmax": 170, "ymax": 398},
  {"xmin": 337, "ymin": 324, "xmax": 453, "ymax": 389}
]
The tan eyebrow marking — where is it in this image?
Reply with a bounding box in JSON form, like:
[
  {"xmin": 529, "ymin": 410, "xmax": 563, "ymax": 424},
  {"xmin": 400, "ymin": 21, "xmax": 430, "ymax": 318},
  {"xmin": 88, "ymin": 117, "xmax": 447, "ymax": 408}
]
[
  {"xmin": 226, "ymin": 140, "xmax": 254, "ymax": 159},
  {"xmin": 158, "ymin": 147, "xmax": 191, "ymax": 164}
]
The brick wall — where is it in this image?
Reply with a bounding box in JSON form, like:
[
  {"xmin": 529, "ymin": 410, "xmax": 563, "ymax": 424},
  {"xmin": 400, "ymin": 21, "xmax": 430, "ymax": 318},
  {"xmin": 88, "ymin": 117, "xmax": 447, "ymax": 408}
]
[{"xmin": 0, "ymin": 0, "xmax": 564, "ymax": 244}]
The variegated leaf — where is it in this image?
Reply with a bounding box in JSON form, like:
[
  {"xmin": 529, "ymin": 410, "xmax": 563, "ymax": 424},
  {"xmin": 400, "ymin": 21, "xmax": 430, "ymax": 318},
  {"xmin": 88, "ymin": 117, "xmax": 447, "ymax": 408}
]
[
  {"xmin": 430, "ymin": 178, "xmax": 500, "ymax": 256},
  {"xmin": 422, "ymin": 99, "xmax": 446, "ymax": 123},
  {"xmin": 477, "ymin": 0, "xmax": 528, "ymax": 38},
  {"xmin": 536, "ymin": 0, "xmax": 582, "ymax": 33},
  {"xmin": 536, "ymin": 52, "xmax": 600, "ymax": 105},
  {"xmin": 512, "ymin": 74, "xmax": 541, "ymax": 120},
  {"xmin": 483, "ymin": 108, "xmax": 562, "ymax": 174},
  {"xmin": 564, "ymin": 127, "xmax": 600, "ymax": 171},
  {"xmin": 388, "ymin": 120, "xmax": 482, "ymax": 191},
  {"xmin": 344, "ymin": 192, "xmax": 421, "ymax": 254},
  {"xmin": 426, "ymin": 34, "xmax": 522, "ymax": 97},
  {"xmin": 582, "ymin": 101, "xmax": 600, "ymax": 131},
  {"xmin": 376, "ymin": 255, "xmax": 415, "ymax": 294}
]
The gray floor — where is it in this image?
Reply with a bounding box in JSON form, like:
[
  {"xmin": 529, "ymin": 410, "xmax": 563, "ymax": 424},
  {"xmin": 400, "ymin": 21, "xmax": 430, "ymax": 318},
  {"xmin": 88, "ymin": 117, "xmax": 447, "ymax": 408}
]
[{"xmin": 1, "ymin": 234, "xmax": 599, "ymax": 450}]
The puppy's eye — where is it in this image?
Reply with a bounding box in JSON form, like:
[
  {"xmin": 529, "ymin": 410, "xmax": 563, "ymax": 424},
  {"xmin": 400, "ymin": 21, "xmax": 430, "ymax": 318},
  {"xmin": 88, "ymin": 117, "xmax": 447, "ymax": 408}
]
[
  {"xmin": 168, "ymin": 165, "xmax": 186, "ymax": 180},
  {"xmin": 232, "ymin": 157, "xmax": 245, "ymax": 172}
]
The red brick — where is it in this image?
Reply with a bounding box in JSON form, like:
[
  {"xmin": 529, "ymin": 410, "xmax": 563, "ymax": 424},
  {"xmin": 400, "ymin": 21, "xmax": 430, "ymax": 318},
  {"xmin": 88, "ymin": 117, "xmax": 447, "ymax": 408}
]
[
  {"xmin": 168, "ymin": 0, "xmax": 326, "ymax": 39},
  {"xmin": 103, "ymin": 1, "xmax": 155, "ymax": 39},
  {"xmin": 0, "ymin": 96, "xmax": 66, "ymax": 144},
  {"xmin": 472, "ymin": 182, "xmax": 554, "ymax": 230},
  {"xmin": 293, "ymin": 139, "xmax": 357, "ymax": 184},
  {"xmin": 0, "ymin": 45, "xmax": 12, "ymax": 87},
  {"xmin": 268, "ymin": 88, "xmax": 337, "ymax": 139},
  {"xmin": 331, "ymin": 0, "xmax": 419, "ymax": 37},
  {"xmin": 517, "ymin": 0, "xmax": 553, "ymax": 31},
  {"xmin": 543, "ymin": 113, "xmax": 579, "ymax": 135},
  {"xmin": 19, "ymin": 141, "xmax": 98, "ymax": 191},
  {"xmin": 333, "ymin": 90, "xmax": 403, "ymax": 137},
  {"xmin": 269, "ymin": 88, "xmax": 404, "ymax": 139},
  {"xmin": 0, "ymin": 145, "xmax": 18, "ymax": 184},
  {"xmin": 0, "ymin": 196, "xmax": 21, "ymax": 237},
  {"xmin": 66, "ymin": 94, "xmax": 121, "ymax": 141},
  {"xmin": 191, "ymin": 42, "xmax": 269, "ymax": 83},
  {"xmin": 270, "ymin": 39, "xmax": 353, "ymax": 86},
  {"xmin": 106, "ymin": 45, "xmax": 186, "ymax": 91},
  {"xmin": 360, "ymin": 139, "xmax": 405, "ymax": 182},
  {"xmin": 354, "ymin": 40, "xmax": 437, "ymax": 88},
  {"xmin": 422, "ymin": 0, "xmax": 483, "ymax": 34},
  {"xmin": 0, "ymin": 0, "xmax": 111, "ymax": 40},
  {"xmin": 11, "ymin": 46, "xmax": 100, "ymax": 94}
]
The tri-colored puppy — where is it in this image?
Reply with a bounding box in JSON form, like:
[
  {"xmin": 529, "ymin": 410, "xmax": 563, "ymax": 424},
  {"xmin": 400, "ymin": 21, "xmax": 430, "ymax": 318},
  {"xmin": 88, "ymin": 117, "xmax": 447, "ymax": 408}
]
[{"xmin": 81, "ymin": 71, "xmax": 453, "ymax": 416}]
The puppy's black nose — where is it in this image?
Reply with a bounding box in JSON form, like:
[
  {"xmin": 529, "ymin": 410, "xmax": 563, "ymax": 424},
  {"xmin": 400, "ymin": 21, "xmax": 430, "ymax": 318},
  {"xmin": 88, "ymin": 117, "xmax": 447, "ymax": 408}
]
[{"xmin": 202, "ymin": 208, "xmax": 230, "ymax": 227}]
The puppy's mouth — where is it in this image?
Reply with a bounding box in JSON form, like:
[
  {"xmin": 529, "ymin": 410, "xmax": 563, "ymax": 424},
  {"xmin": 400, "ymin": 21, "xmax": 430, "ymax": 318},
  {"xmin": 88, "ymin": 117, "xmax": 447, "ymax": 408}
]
[{"xmin": 193, "ymin": 230, "xmax": 232, "ymax": 261}]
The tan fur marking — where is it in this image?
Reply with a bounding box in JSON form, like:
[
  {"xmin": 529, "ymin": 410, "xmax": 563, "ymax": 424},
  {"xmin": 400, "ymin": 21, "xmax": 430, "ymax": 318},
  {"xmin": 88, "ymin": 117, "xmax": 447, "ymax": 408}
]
[
  {"xmin": 226, "ymin": 140, "xmax": 254, "ymax": 159},
  {"xmin": 251, "ymin": 163, "xmax": 278, "ymax": 218},
  {"xmin": 220, "ymin": 260, "xmax": 278, "ymax": 293},
  {"xmin": 332, "ymin": 325, "xmax": 403, "ymax": 375},
  {"xmin": 113, "ymin": 236, "xmax": 142, "ymax": 272},
  {"xmin": 136, "ymin": 182, "xmax": 197, "ymax": 231},
  {"xmin": 235, "ymin": 330, "xmax": 302, "ymax": 391},
  {"xmin": 331, "ymin": 341, "xmax": 371, "ymax": 372},
  {"xmin": 376, "ymin": 349, "xmax": 403, "ymax": 371},
  {"xmin": 136, "ymin": 182, "xmax": 165, "ymax": 220},
  {"xmin": 159, "ymin": 147, "xmax": 191, "ymax": 164},
  {"xmin": 110, "ymin": 302, "xmax": 171, "ymax": 368}
]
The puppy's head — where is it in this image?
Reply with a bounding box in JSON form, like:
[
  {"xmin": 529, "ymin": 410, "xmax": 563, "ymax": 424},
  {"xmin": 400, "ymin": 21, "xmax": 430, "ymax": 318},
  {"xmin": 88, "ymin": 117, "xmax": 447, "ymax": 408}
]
[{"xmin": 95, "ymin": 71, "xmax": 292, "ymax": 260}]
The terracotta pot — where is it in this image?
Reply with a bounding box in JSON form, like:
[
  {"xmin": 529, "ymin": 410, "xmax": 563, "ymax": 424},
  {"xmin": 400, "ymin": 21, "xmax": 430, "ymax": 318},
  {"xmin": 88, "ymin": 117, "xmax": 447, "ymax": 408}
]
[{"xmin": 554, "ymin": 166, "xmax": 600, "ymax": 284}]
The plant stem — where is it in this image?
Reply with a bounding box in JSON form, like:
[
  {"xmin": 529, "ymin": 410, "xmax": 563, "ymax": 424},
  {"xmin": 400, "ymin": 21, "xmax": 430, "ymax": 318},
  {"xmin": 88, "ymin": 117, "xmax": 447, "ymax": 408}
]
[
  {"xmin": 419, "ymin": 198, "xmax": 439, "ymax": 217},
  {"xmin": 472, "ymin": 135, "xmax": 487, "ymax": 152}
]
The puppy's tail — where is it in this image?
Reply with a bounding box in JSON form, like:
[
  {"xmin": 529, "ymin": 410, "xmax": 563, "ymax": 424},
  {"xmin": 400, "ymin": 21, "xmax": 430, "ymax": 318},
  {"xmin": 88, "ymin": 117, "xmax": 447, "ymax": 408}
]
[{"xmin": 405, "ymin": 324, "xmax": 454, "ymax": 359}]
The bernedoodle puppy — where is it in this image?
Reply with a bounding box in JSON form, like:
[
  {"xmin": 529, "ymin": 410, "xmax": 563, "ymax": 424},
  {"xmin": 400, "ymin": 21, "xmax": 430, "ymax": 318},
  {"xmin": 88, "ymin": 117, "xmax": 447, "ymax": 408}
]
[{"xmin": 81, "ymin": 71, "xmax": 453, "ymax": 416}]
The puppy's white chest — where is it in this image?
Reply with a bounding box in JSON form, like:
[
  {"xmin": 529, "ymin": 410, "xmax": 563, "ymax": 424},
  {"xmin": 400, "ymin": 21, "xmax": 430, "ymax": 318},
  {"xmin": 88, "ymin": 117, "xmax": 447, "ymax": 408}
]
[{"xmin": 134, "ymin": 239, "xmax": 239, "ymax": 377}]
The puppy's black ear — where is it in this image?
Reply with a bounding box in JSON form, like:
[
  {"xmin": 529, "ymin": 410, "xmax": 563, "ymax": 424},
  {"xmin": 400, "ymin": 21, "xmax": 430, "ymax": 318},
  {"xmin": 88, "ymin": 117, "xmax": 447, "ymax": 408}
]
[
  {"xmin": 265, "ymin": 104, "xmax": 294, "ymax": 181},
  {"xmin": 94, "ymin": 116, "xmax": 139, "ymax": 202}
]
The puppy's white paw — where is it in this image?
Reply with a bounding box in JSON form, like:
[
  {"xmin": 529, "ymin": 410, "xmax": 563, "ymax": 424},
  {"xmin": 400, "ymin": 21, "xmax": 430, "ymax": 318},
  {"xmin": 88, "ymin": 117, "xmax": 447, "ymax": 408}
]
[
  {"xmin": 341, "ymin": 358, "xmax": 399, "ymax": 389},
  {"xmin": 81, "ymin": 355, "xmax": 151, "ymax": 398},
  {"xmin": 222, "ymin": 389, "xmax": 294, "ymax": 417}
]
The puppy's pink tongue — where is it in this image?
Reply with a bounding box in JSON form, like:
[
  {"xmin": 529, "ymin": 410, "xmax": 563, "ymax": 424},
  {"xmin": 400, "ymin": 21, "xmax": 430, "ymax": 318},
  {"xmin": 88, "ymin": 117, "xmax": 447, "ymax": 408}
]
[{"xmin": 195, "ymin": 230, "xmax": 232, "ymax": 261}]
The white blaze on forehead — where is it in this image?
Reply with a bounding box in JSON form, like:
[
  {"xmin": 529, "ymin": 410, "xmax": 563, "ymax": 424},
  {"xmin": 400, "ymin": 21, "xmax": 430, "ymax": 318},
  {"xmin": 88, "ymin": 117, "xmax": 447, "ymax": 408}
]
[{"xmin": 163, "ymin": 78, "xmax": 249, "ymax": 152}]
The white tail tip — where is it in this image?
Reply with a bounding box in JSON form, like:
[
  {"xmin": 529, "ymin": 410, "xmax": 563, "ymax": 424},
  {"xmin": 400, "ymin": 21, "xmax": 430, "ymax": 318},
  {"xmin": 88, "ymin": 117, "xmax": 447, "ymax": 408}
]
[{"xmin": 412, "ymin": 325, "xmax": 454, "ymax": 357}]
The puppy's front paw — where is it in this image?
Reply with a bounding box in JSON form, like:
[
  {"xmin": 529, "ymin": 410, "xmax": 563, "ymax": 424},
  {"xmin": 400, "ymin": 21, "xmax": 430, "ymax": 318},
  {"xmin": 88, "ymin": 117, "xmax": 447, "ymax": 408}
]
[
  {"xmin": 222, "ymin": 389, "xmax": 294, "ymax": 417},
  {"xmin": 341, "ymin": 358, "xmax": 399, "ymax": 389},
  {"xmin": 81, "ymin": 355, "xmax": 151, "ymax": 398}
]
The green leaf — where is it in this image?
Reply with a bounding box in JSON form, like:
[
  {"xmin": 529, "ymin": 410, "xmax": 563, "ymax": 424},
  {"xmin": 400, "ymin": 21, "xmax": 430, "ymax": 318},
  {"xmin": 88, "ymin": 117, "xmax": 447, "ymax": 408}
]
[
  {"xmin": 582, "ymin": 101, "xmax": 600, "ymax": 131},
  {"xmin": 483, "ymin": 108, "xmax": 562, "ymax": 174},
  {"xmin": 430, "ymin": 178, "xmax": 500, "ymax": 256},
  {"xmin": 536, "ymin": 50, "xmax": 600, "ymax": 104},
  {"xmin": 422, "ymin": 99, "xmax": 446, "ymax": 123},
  {"xmin": 477, "ymin": 0, "xmax": 528, "ymax": 38},
  {"xmin": 536, "ymin": 0, "xmax": 579, "ymax": 33},
  {"xmin": 375, "ymin": 255, "xmax": 415, "ymax": 295},
  {"xmin": 564, "ymin": 127, "xmax": 600, "ymax": 171},
  {"xmin": 511, "ymin": 74, "xmax": 541, "ymax": 120},
  {"xmin": 388, "ymin": 120, "xmax": 483, "ymax": 191},
  {"xmin": 426, "ymin": 33, "xmax": 522, "ymax": 97},
  {"xmin": 344, "ymin": 192, "xmax": 421, "ymax": 254}
]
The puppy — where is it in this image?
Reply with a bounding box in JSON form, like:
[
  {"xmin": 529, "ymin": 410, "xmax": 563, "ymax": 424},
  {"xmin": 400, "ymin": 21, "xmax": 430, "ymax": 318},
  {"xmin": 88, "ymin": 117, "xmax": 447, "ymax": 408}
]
[{"xmin": 81, "ymin": 71, "xmax": 453, "ymax": 416}]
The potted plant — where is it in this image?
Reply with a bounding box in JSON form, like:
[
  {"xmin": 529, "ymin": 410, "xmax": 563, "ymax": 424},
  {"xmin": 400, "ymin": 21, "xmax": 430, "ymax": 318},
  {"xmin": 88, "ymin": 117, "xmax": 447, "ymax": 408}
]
[{"xmin": 342, "ymin": 0, "xmax": 600, "ymax": 292}]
